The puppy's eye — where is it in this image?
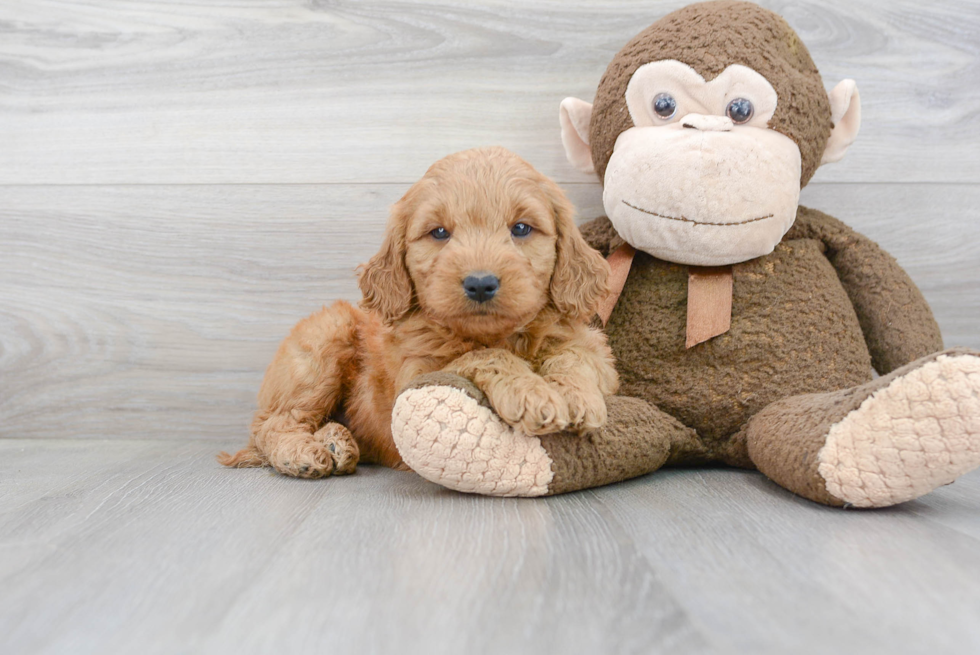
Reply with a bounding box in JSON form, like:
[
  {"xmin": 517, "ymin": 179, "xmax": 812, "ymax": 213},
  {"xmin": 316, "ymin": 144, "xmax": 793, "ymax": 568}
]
[
  {"xmin": 510, "ymin": 222, "xmax": 532, "ymax": 238},
  {"xmin": 430, "ymin": 227, "xmax": 451, "ymax": 240},
  {"xmin": 726, "ymin": 98, "xmax": 754, "ymax": 124}
]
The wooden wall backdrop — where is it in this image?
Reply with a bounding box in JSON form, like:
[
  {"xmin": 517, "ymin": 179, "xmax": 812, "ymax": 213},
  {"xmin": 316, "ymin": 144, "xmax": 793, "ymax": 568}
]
[{"xmin": 1, "ymin": 0, "xmax": 978, "ymax": 441}]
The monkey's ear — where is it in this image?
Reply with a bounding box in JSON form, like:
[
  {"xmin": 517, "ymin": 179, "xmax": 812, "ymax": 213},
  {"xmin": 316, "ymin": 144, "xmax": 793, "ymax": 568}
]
[
  {"xmin": 559, "ymin": 97, "xmax": 596, "ymax": 174},
  {"xmin": 821, "ymin": 80, "xmax": 861, "ymax": 165},
  {"xmin": 357, "ymin": 202, "xmax": 413, "ymax": 324}
]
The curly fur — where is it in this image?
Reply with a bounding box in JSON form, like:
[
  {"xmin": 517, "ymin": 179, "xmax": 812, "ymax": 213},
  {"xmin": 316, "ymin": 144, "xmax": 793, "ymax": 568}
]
[{"xmin": 218, "ymin": 147, "xmax": 618, "ymax": 478}]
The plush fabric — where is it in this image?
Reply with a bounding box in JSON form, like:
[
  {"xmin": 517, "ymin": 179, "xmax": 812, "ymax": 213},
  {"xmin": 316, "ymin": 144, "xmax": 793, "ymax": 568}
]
[
  {"xmin": 744, "ymin": 349, "xmax": 980, "ymax": 506},
  {"xmin": 590, "ymin": 0, "xmax": 831, "ymax": 185},
  {"xmin": 819, "ymin": 350, "xmax": 980, "ymax": 507},
  {"xmin": 602, "ymin": 122, "xmax": 803, "ymax": 265},
  {"xmin": 393, "ymin": 379, "xmax": 554, "ymax": 497},
  {"xmin": 596, "ymin": 207, "xmax": 878, "ymax": 447},
  {"xmin": 540, "ymin": 395, "xmax": 680, "ymax": 495},
  {"xmin": 388, "ymin": 0, "xmax": 980, "ymax": 507},
  {"xmin": 394, "ymin": 373, "xmax": 688, "ymax": 496},
  {"xmin": 393, "ymin": 349, "xmax": 980, "ymax": 505},
  {"xmin": 786, "ymin": 208, "xmax": 944, "ymax": 374}
]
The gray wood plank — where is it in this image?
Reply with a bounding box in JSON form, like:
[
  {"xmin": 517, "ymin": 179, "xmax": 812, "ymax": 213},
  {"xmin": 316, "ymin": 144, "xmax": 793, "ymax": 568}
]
[
  {"xmin": 0, "ymin": 439, "xmax": 711, "ymax": 655},
  {"xmin": 1, "ymin": 183, "xmax": 977, "ymax": 442},
  {"xmin": 2, "ymin": 439, "xmax": 978, "ymax": 654},
  {"xmin": 596, "ymin": 468, "xmax": 980, "ymax": 653},
  {"xmin": 2, "ymin": 2, "xmax": 978, "ymax": 653},
  {"xmin": 0, "ymin": 0, "xmax": 978, "ymax": 185}
]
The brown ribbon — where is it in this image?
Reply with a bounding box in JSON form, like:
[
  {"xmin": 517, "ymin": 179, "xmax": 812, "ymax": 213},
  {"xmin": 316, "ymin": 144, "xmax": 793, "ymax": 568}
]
[
  {"xmin": 685, "ymin": 266, "xmax": 733, "ymax": 348},
  {"xmin": 599, "ymin": 245, "xmax": 733, "ymax": 349},
  {"xmin": 597, "ymin": 244, "xmax": 635, "ymax": 326}
]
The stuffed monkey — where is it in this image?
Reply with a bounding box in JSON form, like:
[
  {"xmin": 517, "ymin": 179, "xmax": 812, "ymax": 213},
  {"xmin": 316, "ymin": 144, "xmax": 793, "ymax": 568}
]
[{"xmin": 390, "ymin": 0, "xmax": 980, "ymax": 507}]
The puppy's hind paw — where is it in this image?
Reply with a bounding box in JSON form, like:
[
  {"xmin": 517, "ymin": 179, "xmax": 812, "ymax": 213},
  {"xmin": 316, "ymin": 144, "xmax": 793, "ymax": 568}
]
[
  {"xmin": 314, "ymin": 422, "xmax": 359, "ymax": 475},
  {"xmin": 270, "ymin": 423, "xmax": 359, "ymax": 479}
]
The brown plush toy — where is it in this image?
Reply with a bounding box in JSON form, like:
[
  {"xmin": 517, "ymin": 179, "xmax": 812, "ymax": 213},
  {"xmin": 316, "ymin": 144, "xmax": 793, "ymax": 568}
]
[{"xmin": 389, "ymin": 0, "xmax": 980, "ymax": 506}]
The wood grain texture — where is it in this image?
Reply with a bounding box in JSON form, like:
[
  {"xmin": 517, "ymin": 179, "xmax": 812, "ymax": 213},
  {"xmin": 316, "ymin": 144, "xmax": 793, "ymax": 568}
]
[
  {"xmin": 1, "ymin": 183, "xmax": 976, "ymax": 441},
  {"xmin": 599, "ymin": 467, "xmax": 980, "ymax": 653},
  {"xmin": 1, "ymin": 3, "xmax": 978, "ymax": 653},
  {"xmin": 1, "ymin": 439, "xmax": 978, "ymax": 654},
  {"xmin": 0, "ymin": 439, "xmax": 710, "ymax": 655},
  {"xmin": 0, "ymin": 0, "xmax": 978, "ymax": 184}
]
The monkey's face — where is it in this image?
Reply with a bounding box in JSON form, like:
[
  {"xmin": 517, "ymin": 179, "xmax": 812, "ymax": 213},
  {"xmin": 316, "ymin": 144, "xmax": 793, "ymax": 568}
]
[
  {"xmin": 559, "ymin": 3, "xmax": 861, "ymax": 267},
  {"xmin": 602, "ymin": 61, "xmax": 802, "ymax": 266}
]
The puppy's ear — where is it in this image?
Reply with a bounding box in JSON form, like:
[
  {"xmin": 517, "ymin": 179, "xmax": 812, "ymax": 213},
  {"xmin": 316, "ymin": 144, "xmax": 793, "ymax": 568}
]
[
  {"xmin": 358, "ymin": 200, "xmax": 413, "ymax": 324},
  {"xmin": 546, "ymin": 179, "xmax": 610, "ymax": 320}
]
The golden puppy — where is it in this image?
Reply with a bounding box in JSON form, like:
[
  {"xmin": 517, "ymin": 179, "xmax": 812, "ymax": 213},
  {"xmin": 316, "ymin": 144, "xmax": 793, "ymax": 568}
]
[{"xmin": 219, "ymin": 147, "xmax": 618, "ymax": 478}]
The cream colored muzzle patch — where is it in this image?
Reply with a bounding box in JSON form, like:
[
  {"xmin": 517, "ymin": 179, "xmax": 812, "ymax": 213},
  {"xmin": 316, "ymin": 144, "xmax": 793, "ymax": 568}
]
[
  {"xmin": 818, "ymin": 354, "xmax": 980, "ymax": 508},
  {"xmin": 392, "ymin": 385, "xmax": 554, "ymax": 497},
  {"xmin": 603, "ymin": 125, "xmax": 802, "ymax": 266}
]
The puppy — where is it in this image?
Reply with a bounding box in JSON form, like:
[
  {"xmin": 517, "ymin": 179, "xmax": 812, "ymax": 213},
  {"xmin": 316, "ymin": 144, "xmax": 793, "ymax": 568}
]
[{"xmin": 219, "ymin": 147, "xmax": 618, "ymax": 478}]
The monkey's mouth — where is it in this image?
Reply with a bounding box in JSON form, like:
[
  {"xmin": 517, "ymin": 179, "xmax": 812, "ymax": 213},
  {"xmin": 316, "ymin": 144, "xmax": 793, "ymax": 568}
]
[{"xmin": 622, "ymin": 200, "xmax": 774, "ymax": 227}]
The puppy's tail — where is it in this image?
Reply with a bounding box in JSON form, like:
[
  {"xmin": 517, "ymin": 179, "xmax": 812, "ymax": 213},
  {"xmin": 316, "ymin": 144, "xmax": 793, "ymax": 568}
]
[{"xmin": 217, "ymin": 446, "xmax": 266, "ymax": 468}]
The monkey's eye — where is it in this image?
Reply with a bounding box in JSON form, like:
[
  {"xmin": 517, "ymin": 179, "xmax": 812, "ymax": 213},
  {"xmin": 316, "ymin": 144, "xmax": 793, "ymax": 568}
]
[
  {"xmin": 726, "ymin": 98, "xmax": 754, "ymax": 124},
  {"xmin": 430, "ymin": 227, "xmax": 451, "ymax": 240},
  {"xmin": 510, "ymin": 222, "xmax": 532, "ymax": 237},
  {"xmin": 652, "ymin": 93, "xmax": 677, "ymax": 120}
]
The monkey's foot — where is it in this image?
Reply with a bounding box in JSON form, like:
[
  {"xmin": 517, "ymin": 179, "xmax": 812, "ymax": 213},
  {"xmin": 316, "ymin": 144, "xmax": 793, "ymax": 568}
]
[
  {"xmin": 391, "ymin": 373, "xmax": 676, "ymax": 497},
  {"xmin": 748, "ymin": 348, "xmax": 980, "ymax": 507},
  {"xmin": 391, "ymin": 373, "xmax": 554, "ymax": 496},
  {"xmin": 818, "ymin": 349, "xmax": 980, "ymax": 508}
]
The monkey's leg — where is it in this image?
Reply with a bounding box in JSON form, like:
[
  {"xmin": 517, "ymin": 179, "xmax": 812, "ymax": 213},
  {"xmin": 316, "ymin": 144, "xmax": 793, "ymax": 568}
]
[
  {"xmin": 391, "ymin": 373, "xmax": 693, "ymax": 496},
  {"xmin": 744, "ymin": 348, "xmax": 980, "ymax": 507}
]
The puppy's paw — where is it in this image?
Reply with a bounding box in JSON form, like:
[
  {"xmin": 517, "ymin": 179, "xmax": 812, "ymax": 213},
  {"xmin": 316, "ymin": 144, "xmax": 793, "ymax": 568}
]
[
  {"xmin": 546, "ymin": 377, "xmax": 608, "ymax": 432},
  {"xmin": 314, "ymin": 422, "xmax": 359, "ymax": 475},
  {"xmin": 521, "ymin": 383, "xmax": 571, "ymax": 435},
  {"xmin": 269, "ymin": 423, "xmax": 359, "ymax": 479},
  {"xmin": 490, "ymin": 376, "xmax": 570, "ymax": 436}
]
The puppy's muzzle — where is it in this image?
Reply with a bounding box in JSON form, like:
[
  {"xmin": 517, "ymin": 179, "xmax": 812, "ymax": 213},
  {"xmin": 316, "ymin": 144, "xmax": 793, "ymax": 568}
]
[{"xmin": 463, "ymin": 273, "xmax": 499, "ymax": 303}]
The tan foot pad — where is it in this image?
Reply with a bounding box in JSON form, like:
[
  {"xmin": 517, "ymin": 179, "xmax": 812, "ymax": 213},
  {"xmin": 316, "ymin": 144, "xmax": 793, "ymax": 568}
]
[
  {"xmin": 818, "ymin": 353, "xmax": 980, "ymax": 507},
  {"xmin": 392, "ymin": 385, "xmax": 554, "ymax": 497}
]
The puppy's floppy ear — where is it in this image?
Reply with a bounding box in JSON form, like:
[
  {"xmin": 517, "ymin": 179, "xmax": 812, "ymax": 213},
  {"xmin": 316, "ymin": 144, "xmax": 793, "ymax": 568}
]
[
  {"xmin": 358, "ymin": 199, "xmax": 413, "ymax": 324},
  {"xmin": 545, "ymin": 178, "xmax": 610, "ymax": 320}
]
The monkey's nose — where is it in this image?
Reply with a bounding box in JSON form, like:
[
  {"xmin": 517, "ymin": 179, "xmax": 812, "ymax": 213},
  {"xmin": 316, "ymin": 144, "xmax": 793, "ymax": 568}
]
[
  {"xmin": 680, "ymin": 114, "xmax": 733, "ymax": 132},
  {"xmin": 463, "ymin": 273, "xmax": 499, "ymax": 303}
]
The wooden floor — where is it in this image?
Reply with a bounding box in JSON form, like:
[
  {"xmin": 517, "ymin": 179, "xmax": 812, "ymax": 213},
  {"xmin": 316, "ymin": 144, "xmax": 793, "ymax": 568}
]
[
  {"xmin": 2, "ymin": 440, "xmax": 980, "ymax": 654},
  {"xmin": 2, "ymin": 1, "xmax": 979, "ymax": 653}
]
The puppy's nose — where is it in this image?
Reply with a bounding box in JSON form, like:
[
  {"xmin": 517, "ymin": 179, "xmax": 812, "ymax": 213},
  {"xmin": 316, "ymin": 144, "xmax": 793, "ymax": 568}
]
[{"xmin": 462, "ymin": 273, "xmax": 499, "ymax": 303}]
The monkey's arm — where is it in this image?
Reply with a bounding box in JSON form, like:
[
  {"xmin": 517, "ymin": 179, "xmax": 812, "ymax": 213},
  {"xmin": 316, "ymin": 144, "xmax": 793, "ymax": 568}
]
[
  {"xmin": 788, "ymin": 206, "xmax": 943, "ymax": 374},
  {"xmin": 578, "ymin": 216, "xmax": 626, "ymax": 257}
]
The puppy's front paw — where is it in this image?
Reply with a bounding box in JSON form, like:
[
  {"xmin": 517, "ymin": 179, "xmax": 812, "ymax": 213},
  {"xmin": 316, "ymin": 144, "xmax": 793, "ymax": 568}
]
[
  {"xmin": 269, "ymin": 423, "xmax": 359, "ymax": 479},
  {"xmin": 547, "ymin": 377, "xmax": 608, "ymax": 432},
  {"xmin": 490, "ymin": 376, "xmax": 570, "ymax": 436}
]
